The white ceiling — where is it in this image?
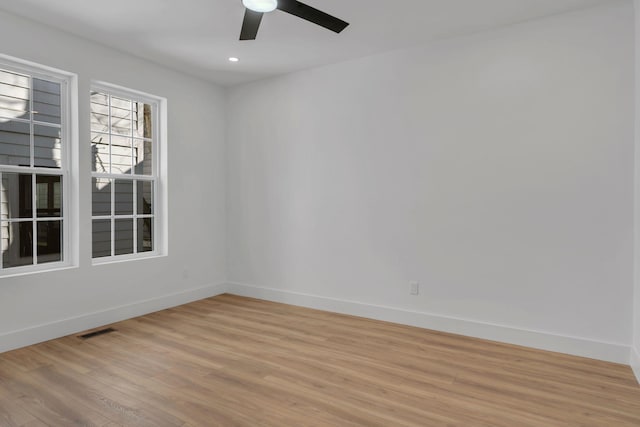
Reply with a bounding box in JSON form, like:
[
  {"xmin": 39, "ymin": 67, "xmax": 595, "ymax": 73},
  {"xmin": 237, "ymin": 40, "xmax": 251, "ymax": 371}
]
[{"xmin": 0, "ymin": 0, "xmax": 613, "ymax": 86}]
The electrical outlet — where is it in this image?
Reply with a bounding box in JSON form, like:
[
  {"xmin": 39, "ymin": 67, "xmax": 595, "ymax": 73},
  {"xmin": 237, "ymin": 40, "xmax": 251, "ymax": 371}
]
[{"xmin": 410, "ymin": 281, "xmax": 419, "ymax": 295}]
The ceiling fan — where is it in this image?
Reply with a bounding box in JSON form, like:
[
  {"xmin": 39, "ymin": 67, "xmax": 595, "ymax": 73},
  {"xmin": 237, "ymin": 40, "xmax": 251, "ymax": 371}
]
[{"xmin": 240, "ymin": 0, "xmax": 349, "ymax": 41}]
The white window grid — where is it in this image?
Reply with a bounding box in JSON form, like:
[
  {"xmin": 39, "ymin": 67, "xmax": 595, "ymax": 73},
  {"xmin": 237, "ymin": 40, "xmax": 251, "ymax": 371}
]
[
  {"xmin": 0, "ymin": 60, "xmax": 70, "ymax": 275},
  {"xmin": 90, "ymin": 84, "xmax": 160, "ymax": 262}
]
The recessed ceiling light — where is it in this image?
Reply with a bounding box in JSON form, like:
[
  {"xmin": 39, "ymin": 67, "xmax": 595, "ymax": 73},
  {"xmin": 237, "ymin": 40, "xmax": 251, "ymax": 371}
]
[
  {"xmin": 229, "ymin": 57, "xmax": 239, "ymax": 62},
  {"xmin": 242, "ymin": 0, "xmax": 277, "ymax": 13}
]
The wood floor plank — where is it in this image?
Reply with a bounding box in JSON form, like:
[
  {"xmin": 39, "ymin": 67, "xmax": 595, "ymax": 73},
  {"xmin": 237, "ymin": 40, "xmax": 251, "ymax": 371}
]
[
  {"xmin": 0, "ymin": 397, "xmax": 38, "ymax": 427},
  {"xmin": 20, "ymin": 420, "xmax": 51, "ymax": 427},
  {"xmin": 1, "ymin": 293, "xmax": 639, "ymax": 426}
]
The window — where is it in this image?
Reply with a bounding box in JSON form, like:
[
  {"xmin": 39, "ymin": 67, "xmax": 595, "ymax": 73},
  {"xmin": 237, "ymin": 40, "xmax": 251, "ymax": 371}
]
[
  {"xmin": 90, "ymin": 83, "xmax": 162, "ymax": 262},
  {"xmin": 0, "ymin": 58, "xmax": 72, "ymax": 274}
]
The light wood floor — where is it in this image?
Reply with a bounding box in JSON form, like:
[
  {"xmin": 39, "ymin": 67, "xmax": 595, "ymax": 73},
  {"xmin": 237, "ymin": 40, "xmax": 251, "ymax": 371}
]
[{"xmin": 0, "ymin": 294, "xmax": 639, "ymax": 426}]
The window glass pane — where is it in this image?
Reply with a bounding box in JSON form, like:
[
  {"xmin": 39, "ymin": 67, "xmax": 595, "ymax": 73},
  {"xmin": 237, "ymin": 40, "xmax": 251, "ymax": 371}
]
[
  {"xmin": 32, "ymin": 78, "xmax": 61, "ymax": 125},
  {"xmin": 91, "ymin": 131, "xmax": 109, "ymax": 173},
  {"xmin": 90, "ymin": 91, "xmax": 109, "ymax": 133},
  {"xmin": 110, "ymin": 96, "xmax": 132, "ymax": 136},
  {"xmin": 3, "ymin": 221, "xmax": 33, "ymax": 267},
  {"xmin": 34, "ymin": 125, "xmax": 62, "ymax": 168},
  {"xmin": 2, "ymin": 173, "xmax": 32, "ymax": 219},
  {"xmin": 137, "ymin": 218, "xmax": 152, "ymax": 253},
  {"xmin": 134, "ymin": 139, "xmax": 152, "ymax": 175},
  {"xmin": 111, "ymin": 135, "xmax": 132, "ymax": 174},
  {"xmin": 133, "ymin": 102, "xmax": 152, "ymax": 139},
  {"xmin": 114, "ymin": 218, "xmax": 133, "ymax": 255},
  {"xmin": 114, "ymin": 180, "xmax": 133, "ymax": 215},
  {"xmin": 37, "ymin": 220, "xmax": 61, "ymax": 263},
  {"xmin": 0, "ymin": 222, "xmax": 5, "ymax": 262},
  {"xmin": 92, "ymin": 219, "xmax": 111, "ymax": 258},
  {"xmin": 92, "ymin": 178, "xmax": 111, "ymax": 216},
  {"xmin": 36, "ymin": 175, "xmax": 62, "ymax": 218},
  {"xmin": 0, "ymin": 120, "xmax": 30, "ymax": 166},
  {"xmin": 136, "ymin": 181, "xmax": 153, "ymax": 215},
  {"xmin": 0, "ymin": 69, "xmax": 30, "ymax": 121}
]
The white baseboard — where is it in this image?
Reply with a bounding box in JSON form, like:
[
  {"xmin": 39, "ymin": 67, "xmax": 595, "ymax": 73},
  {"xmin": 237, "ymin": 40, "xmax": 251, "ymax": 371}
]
[
  {"xmin": 631, "ymin": 347, "xmax": 640, "ymax": 385},
  {"xmin": 226, "ymin": 282, "xmax": 630, "ymax": 365},
  {"xmin": 4, "ymin": 281, "xmax": 632, "ymax": 369},
  {"xmin": 0, "ymin": 282, "xmax": 229, "ymax": 354}
]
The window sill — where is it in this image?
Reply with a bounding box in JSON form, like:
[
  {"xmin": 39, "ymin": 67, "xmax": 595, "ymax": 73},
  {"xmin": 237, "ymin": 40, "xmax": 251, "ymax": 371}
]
[
  {"xmin": 0, "ymin": 262, "xmax": 77, "ymax": 279},
  {"xmin": 91, "ymin": 252, "xmax": 166, "ymax": 266}
]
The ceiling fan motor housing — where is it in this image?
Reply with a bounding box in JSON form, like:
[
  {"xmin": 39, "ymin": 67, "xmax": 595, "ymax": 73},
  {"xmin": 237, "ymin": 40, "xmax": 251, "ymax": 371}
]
[{"xmin": 242, "ymin": 0, "xmax": 277, "ymax": 13}]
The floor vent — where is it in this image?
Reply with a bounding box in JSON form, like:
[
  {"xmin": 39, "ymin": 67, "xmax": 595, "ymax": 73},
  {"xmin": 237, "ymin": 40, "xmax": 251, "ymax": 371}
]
[{"xmin": 79, "ymin": 327, "xmax": 116, "ymax": 339}]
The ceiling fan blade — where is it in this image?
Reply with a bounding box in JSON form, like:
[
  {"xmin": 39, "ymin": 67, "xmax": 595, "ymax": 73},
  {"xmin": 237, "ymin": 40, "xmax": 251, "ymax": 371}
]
[
  {"xmin": 277, "ymin": 0, "xmax": 349, "ymax": 34},
  {"xmin": 240, "ymin": 8, "xmax": 264, "ymax": 40}
]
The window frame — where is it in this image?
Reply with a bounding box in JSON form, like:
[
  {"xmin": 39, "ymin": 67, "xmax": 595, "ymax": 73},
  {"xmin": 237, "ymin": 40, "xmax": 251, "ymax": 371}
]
[
  {"xmin": 90, "ymin": 81, "xmax": 165, "ymax": 264},
  {"xmin": 0, "ymin": 55, "xmax": 75, "ymax": 277}
]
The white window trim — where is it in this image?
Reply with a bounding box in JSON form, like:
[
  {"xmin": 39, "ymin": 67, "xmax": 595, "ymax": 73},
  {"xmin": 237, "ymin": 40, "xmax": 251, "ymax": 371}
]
[
  {"xmin": 0, "ymin": 54, "xmax": 78, "ymax": 278},
  {"xmin": 90, "ymin": 81, "xmax": 167, "ymax": 265}
]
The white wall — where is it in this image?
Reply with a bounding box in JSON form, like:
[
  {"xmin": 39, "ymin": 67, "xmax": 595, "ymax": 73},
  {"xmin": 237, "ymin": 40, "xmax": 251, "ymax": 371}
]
[
  {"xmin": 0, "ymin": 9, "xmax": 227, "ymax": 351},
  {"xmin": 227, "ymin": 2, "xmax": 635, "ymax": 362},
  {"xmin": 633, "ymin": 0, "xmax": 640, "ymax": 381}
]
